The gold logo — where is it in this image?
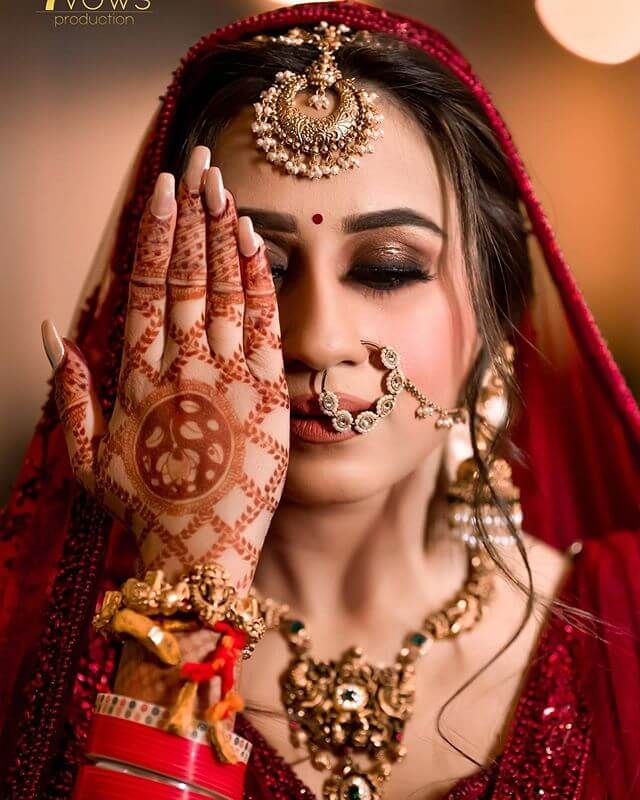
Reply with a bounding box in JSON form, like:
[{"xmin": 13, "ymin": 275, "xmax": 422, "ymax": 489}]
[{"xmin": 42, "ymin": 0, "xmax": 151, "ymax": 26}]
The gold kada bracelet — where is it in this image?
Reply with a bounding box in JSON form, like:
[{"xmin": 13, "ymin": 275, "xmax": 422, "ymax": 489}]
[
  {"xmin": 93, "ymin": 561, "xmax": 266, "ymax": 764},
  {"xmin": 93, "ymin": 561, "xmax": 266, "ymax": 663}
]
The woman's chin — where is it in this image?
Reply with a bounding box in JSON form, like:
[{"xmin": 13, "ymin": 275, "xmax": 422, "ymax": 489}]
[
  {"xmin": 282, "ymin": 421, "xmax": 437, "ymax": 504},
  {"xmin": 281, "ymin": 451, "xmax": 393, "ymax": 505}
]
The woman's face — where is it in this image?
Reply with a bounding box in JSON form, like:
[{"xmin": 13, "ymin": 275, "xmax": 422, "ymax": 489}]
[{"xmin": 213, "ymin": 94, "xmax": 479, "ymax": 504}]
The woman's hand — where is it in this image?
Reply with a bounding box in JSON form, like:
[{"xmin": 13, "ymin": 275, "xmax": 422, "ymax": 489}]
[{"xmin": 43, "ymin": 146, "xmax": 290, "ymax": 592}]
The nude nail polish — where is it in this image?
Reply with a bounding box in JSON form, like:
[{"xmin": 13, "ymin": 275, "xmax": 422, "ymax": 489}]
[
  {"xmin": 184, "ymin": 145, "xmax": 211, "ymax": 191},
  {"xmin": 205, "ymin": 167, "xmax": 226, "ymax": 217},
  {"xmin": 41, "ymin": 319, "xmax": 66, "ymax": 369},
  {"xmin": 150, "ymin": 173, "xmax": 175, "ymax": 218},
  {"xmin": 238, "ymin": 216, "xmax": 261, "ymax": 257}
]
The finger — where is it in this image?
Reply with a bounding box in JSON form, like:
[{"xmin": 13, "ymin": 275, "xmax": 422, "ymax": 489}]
[
  {"xmin": 204, "ymin": 168, "xmax": 246, "ymax": 359},
  {"xmin": 124, "ymin": 173, "xmax": 177, "ymax": 388},
  {"xmin": 165, "ymin": 147, "xmax": 210, "ymax": 363},
  {"xmin": 238, "ymin": 218, "xmax": 284, "ymax": 383},
  {"xmin": 43, "ymin": 320, "xmax": 105, "ymax": 489}
]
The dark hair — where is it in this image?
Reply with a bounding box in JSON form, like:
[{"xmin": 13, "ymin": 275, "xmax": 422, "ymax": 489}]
[{"xmin": 165, "ymin": 28, "xmax": 535, "ymax": 767}]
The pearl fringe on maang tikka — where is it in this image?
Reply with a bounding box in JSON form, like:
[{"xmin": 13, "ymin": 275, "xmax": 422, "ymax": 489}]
[
  {"xmin": 318, "ymin": 341, "xmax": 467, "ymax": 434},
  {"xmin": 251, "ymin": 22, "xmax": 384, "ymax": 178}
]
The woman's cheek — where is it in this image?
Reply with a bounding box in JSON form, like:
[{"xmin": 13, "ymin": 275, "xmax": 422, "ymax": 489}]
[{"xmin": 386, "ymin": 289, "xmax": 466, "ymax": 411}]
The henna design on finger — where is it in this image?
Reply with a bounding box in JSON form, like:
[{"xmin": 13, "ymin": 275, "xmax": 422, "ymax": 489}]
[
  {"xmin": 133, "ymin": 213, "xmax": 175, "ymax": 284},
  {"xmin": 129, "ymin": 283, "xmax": 167, "ymax": 302},
  {"xmin": 167, "ymin": 185, "xmax": 207, "ymax": 286},
  {"xmin": 245, "ymin": 301, "xmax": 278, "ymax": 359},
  {"xmin": 207, "ymin": 291, "xmax": 245, "ymax": 327},
  {"xmin": 167, "ymin": 285, "xmax": 207, "ymax": 303},
  {"xmin": 54, "ymin": 344, "xmax": 89, "ymax": 425},
  {"xmin": 242, "ymin": 243, "xmax": 273, "ymax": 295},
  {"xmin": 121, "ymin": 208, "xmax": 175, "ymax": 397},
  {"xmin": 54, "ymin": 341, "xmax": 97, "ymax": 477},
  {"xmin": 242, "ymin": 244, "xmax": 282, "ymax": 368},
  {"xmin": 206, "ymin": 195, "xmax": 245, "ymax": 331},
  {"xmin": 161, "ymin": 184, "xmax": 210, "ymax": 362}
]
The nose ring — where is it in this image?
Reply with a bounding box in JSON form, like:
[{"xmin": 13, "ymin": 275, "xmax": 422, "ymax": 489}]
[{"xmin": 317, "ymin": 340, "xmax": 466, "ymax": 435}]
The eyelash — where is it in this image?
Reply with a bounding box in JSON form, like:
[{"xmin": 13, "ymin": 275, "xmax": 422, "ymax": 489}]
[
  {"xmin": 268, "ymin": 261, "xmax": 435, "ymax": 299},
  {"xmin": 352, "ymin": 265, "xmax": 436, "ymax": 299}
]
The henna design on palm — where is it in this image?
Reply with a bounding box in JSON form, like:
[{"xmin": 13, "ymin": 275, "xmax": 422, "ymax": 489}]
[{"xmin": 51, "ymin": 161, "xmax": 290, "ymax": 592}]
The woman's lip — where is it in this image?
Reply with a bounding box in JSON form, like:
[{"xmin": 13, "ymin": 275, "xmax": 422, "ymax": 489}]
[
  {"xmin": 289, "ymin": 392, "xmax": 373, "ymax": 417},
  {"xmin": 290, "ymin": 415, "xmax": 357, "ymax": 444}
]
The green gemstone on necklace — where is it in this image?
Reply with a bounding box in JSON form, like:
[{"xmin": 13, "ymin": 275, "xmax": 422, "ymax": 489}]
[
  {"xmin": 340, "ymin": 775, "xmax": 373, "ymax": 800},
  {"xmin": 410, "ymin": 632, "xmax": 427, "ymax": 646},
  {"xmin": 289, "ymin": 620, "xmax": 305, "ymax": 633}
]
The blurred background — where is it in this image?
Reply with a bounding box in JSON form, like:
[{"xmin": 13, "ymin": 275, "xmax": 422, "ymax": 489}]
[{"xmin": 1, "ymin": 0, "xmax": 639, "ymax": 504}]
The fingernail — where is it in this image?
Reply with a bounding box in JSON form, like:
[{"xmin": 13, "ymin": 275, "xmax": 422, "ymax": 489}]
[
  {"xmin": 41, "ymin": 319, "xmax": 66, "ymax": 369},
  {"xmin": 150, "ymin": 173, "xmax": 175, "ymax": 218},
  {"xmin": 205, "ymin": 166, "xmax": 226, "ymax": 217},
  {"xmin": 184, "ymin": 145, "xmax": 211, "ymax": 191},
  {"xmin": 238, "ymin": 216, "xmax": 260, "ymax": 257}
]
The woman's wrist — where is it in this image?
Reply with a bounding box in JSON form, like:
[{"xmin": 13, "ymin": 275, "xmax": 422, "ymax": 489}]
[
  {"xmin": 103, "ymin": 555, "xmax": 256, "ymax": 743},
  {"xmin": 113, "ymin": 627, "xmax": 236, "ymax": 711}
]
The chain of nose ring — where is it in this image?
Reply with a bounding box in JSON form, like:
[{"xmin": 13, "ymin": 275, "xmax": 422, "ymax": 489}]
[{"xmin": 318, "ymin": 340, "xmax": 467, "ymax": 434}]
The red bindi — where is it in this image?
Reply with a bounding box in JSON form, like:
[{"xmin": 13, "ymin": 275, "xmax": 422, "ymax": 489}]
[{"xmin": 312, "ymin": 213, "xmax": 324, "ymax": 225}]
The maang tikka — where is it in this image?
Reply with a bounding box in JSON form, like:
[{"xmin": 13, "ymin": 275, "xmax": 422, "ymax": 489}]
[
  {"xmin": 251, "ymin": 22, "xmax": 384, "ymax": 178},
  {"xmin": 318, "ymin": 340, "xmax": 467, "ymax": 434}
]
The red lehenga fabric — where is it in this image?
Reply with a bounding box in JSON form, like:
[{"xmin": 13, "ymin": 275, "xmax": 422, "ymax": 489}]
[{"xmin": 1, "ymin": 2, "xmax": 639, "ymax": 799}]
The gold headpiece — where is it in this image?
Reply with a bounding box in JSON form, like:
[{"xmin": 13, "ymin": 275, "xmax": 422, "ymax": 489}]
[{"xmin": 251, "ymin": 21, "xmax": 384, "ymax": 179}]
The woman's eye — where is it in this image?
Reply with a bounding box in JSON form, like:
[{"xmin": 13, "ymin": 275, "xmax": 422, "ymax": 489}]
[
  {"xmin": 350, "ymin": 264, "xmax": 435, "ymax": 298},
  {"xmin": 268, "ymin": 262, "xmax": 287, "ymax": 291},
  {"xmin": 263, "ymin": 246, "xmax": 435, "ymax": 298},
  {"xmin": 263, "ymin": 244, "xmax": 288, "ymax": 291}
]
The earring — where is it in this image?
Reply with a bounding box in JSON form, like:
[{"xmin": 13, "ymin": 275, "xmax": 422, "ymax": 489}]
[
  {"xmin": 318, "ymin": 340, "xmax": 467, "ymax": 435},
  {"xmin": 447, "ymin": 457, "xmax": 523, "ymax": 547},
  {"xmin": 446, "ymin": 342, "xmax": 523, "ymax": 547}
]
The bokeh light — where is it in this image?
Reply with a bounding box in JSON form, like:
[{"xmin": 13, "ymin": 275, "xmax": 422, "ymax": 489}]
[{"xmin": 535, "ymin": 0, "xmax": 640, "ymax": 64}]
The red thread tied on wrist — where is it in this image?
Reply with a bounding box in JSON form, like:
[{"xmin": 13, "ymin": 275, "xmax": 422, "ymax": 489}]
[{"xmin": 181, "ymin": 661, "xmax": 217, "ymax": 682}]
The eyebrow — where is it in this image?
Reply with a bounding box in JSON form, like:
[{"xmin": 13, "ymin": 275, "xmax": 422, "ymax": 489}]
[{"xmin": 236, "ymin": 207, "xmax": 446, "ymax": 238}]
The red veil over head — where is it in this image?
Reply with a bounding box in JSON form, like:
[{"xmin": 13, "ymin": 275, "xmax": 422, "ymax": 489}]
[{"xmin": 1, "ymin": 2, "xmax": 639, "ymax": 797}]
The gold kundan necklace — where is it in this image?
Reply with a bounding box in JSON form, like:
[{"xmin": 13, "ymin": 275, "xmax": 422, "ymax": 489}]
[{"xmin": 251, "ymin": 544, "xmax": 495, "ymax": 800}]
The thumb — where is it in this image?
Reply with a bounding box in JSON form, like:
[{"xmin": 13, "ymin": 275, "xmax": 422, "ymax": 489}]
[{"xmin": 42, "ymin": 319, "xmax": 105, "ymax": 489}]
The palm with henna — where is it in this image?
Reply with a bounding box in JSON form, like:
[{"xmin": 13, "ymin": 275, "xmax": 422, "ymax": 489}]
[{"xmin": 43, "ymin": 146, "xmax": 290, "ymax": 594}]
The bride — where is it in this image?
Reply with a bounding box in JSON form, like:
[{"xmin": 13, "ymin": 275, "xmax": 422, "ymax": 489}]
[{"xmin": 2, "ymin": 3, "xmax": 638, "ymax": 799}]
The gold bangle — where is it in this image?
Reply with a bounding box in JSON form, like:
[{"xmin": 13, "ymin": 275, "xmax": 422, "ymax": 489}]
[{"xmin": 93, "ymin": 561, "xmax": 266, "ymax": 660}]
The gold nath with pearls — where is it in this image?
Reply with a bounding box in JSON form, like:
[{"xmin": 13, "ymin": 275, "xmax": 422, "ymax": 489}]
[{"xmin": 251, "ymin": 22, "xmax": 384, "ymax": 179}]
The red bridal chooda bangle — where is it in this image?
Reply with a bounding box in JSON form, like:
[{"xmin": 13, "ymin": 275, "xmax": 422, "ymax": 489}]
[
  {"xmin": 72, "ymin": 692, "xmax": 252, "ymax": 800},
  {"xmin": 93, "ymin": 561, "xmax": 266, "ymax": 762}
]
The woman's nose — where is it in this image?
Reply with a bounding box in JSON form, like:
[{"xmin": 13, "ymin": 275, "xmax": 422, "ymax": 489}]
[{"xmin": 280, "ymin": 269, "xmax": 367, "ymax": 374}]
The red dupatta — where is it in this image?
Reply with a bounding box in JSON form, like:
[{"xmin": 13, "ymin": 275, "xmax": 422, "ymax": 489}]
[{"xmin": 1, "ymin": 2, "xmax": 639, "ymax": 797}]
